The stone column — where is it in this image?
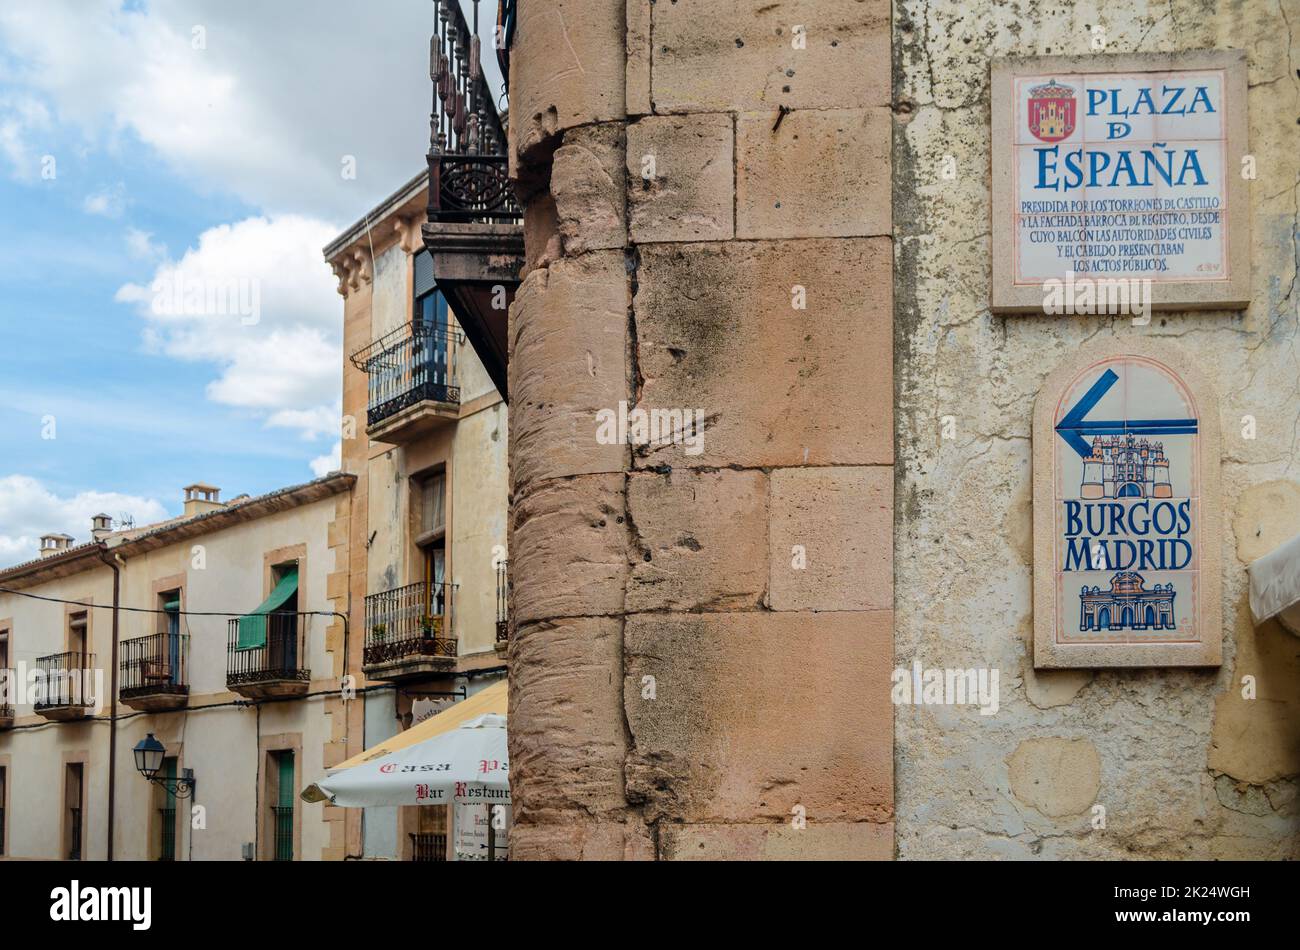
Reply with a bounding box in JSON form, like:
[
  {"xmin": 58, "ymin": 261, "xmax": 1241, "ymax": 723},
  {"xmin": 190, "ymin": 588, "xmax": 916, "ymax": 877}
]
[{"xmin": 508, "ymin": 0, "xmax": 894, "ymax": 860}]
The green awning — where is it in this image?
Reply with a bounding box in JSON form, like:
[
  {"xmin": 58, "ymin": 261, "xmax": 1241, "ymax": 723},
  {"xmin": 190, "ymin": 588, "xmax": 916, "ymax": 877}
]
[
  {"xmin": 237, "ymin": 567, "xmax": 298, "ymax": 650},
  {"xmin": 163, "ymin": 599, "xmax": 180, "ymax": 612}
]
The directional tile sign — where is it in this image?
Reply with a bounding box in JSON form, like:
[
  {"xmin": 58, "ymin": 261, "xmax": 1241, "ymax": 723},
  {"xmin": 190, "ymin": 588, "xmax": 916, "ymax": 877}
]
[
  {"xmin": 992, "ymin": 50, "xmax": 1249, "ymax": 313},
  {"xmin": 1033, "ymin": 341, "xmax": 1222, "ymax": 668}
]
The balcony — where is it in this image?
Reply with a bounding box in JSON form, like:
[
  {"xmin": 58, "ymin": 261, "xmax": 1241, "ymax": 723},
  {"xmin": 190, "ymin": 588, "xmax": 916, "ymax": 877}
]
[
  {"xmin": 120, "ymin": 633, "xmax": 190, "ymax": 712},
  {"xmin": 364, "ymin": 581, "xmax": 457, "ymax": 681},
  {"xmin": 495, "ymin": 559, "xmax": 509, "ymax": 652},
  {"xmin": 351, "ymin": 320, "xmax": 462, "ymax": 444},
  {"xmin": 410, "ymin": 832, "xmax": 448, "ymax": 862},
  {"xmin": 33, "ymin": 651, "xmax": 95, "ymax": 721},
  {"xmin": 422, "ymin": 0, "xmax": 522, "ymax": 401},
  {"xmin": 226, "ymin": 614, "xmax": 310, "ymax": 700}
]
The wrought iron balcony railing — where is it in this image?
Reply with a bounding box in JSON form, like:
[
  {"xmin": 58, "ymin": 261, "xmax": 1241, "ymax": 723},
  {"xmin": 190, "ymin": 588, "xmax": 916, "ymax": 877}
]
[
  {"xmin": 120, "ymin": 633, "xmax": 189, "ymax": 700},
  {"xmin": 68, "ymin": 807, "xmax": 83, "ymax": 861},
  {"xmin": 350, "ymin": 320, "xmax": 462, "ymax": 428},
  {"xmin": 272, "ymin": 806, "xmax": 294, "ymax": 861},
  {"xmin": 34, "ymin": 651, "xmax": 95, "ymax": 710},
  {"xmin": 426, "ymin": 0, "xmax": 519, "ymax": 224},
  {"xmin": 495, "ymin": 558, "xmax": 509, "ymax": 644},
  {"xmin": 226, "ymin": 614, "xmax": 310, "ymax": 687},
  {"xmin": 410, "ymin": 832, "xmax": 448, "ymax": 862},
  {"xmin": 158, "ymin": 808, "xmax": 177, "ymax": 862},
  {"xmin": 365, "ymin": 580, "xmax": 458, "ymax": 666}
]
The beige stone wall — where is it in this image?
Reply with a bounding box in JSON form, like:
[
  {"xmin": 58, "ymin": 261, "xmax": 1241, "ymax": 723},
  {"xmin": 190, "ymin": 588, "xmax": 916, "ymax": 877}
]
[
  {"xmin": 508, "ymin": 0, "xmax": 895, "ymax": 859},
  {"xmin": 894, "ymin": 0, "xmax": 1300, "ymax": 857}
]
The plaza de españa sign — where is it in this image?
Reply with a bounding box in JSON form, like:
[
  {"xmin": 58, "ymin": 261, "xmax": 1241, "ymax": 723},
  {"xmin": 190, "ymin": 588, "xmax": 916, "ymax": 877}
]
[
  {"xmin": 1033, "ymin": 341, "xmax": 1222, "ymax": 668},
  {"xmin": 992, "ymin": 50, "xmax": 1249, "ymax": 313}
]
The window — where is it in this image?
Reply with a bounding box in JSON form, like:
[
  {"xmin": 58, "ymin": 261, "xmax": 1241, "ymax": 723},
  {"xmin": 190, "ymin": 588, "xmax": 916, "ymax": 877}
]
[
  {"xmin": 416, "ymin": 471, "xmax": 448, "ymax": 629},
  {"xmin": 64, "ymin": 763, "xmax": 84, "ymax": 860},
  {"xmin": 267, "ymin": 564, "xmax": 300, "ymax": 673},
  {"xmin": 269, "ymin": 751, "xmax": 295, "ymax": 861},
  {"xmin": 154, "ymin": 756, "xmax": 178, "ymax": 861},
  {"xmin": 0, "ymin": 627, "xmax": 9, "ymax": 670},
  {"xmin": 419, "ymin": 471, "xmax": 446, "ymax": 539},
  {"xmin": 68, "ymin": 610, "xmax": 88, "ymax": 657},
  {"xmin": 157, "ymin": 591, "xmax": 182, "ymax": 686},
  {"xmin": 414, "ymin": 250, "xmax": 451, "ymax": 388}
]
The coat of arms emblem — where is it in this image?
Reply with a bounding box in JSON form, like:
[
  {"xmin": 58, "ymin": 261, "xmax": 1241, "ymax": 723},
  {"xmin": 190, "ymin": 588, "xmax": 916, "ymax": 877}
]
[{"xmin": 1027, "ymin": 79, "xmax": 1076, "ymax": 142}]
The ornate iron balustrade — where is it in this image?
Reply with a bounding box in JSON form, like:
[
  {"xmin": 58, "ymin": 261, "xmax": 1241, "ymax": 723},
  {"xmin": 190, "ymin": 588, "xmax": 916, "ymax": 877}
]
[
  {"xmin": 410, "ymin": 832, "xmax": 448, "ymax": 862},
  {"xmin": 120, "ymin": 633, "xmax": 189, "ymax": 699},
  {"xmin": 158, "ymin": 808, "xmax": 177, "ymax": 861},
  {"xmin": 365, "ymin": 580, "xmax": 458, "ymax": 666},
  {"xmin": 496, "ymin": 558, "xmax": 509, "ymax": 643},
  {"xmin": 225, "ymin": 614, "xmax": 310, "ymax": 686},
  {"xmin": 33, "ymin": 651, "xmax": 95, "ymax": 710},
  {"xmin": 427, "ymin": 0, "xmax": 519, "ymax": 223},
  {"xmin": 272, "ymin": 806, "xmax": 294, "ymax": 861},
  {"xmin": 350, "ymin": 320, "xmax": 462, "ymax": 427},
  {"xmin": 68, "ymin": 807, "xmax": 82, "ymax": 861}
]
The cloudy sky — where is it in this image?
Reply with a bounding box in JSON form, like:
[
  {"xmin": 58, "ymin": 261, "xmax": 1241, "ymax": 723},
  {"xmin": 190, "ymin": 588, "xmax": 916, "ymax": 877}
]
[{"xmin": 0, "ymin": 0, "xmax": 502, "ymax": 566}]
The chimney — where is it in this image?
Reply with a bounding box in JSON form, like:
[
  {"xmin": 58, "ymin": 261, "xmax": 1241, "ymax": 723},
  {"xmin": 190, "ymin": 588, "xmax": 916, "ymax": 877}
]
[
  {"xmin": 91, "ymin": 513, "xmax": 113, "ymax": 540},
  {"xmin": 183, "ymin": 484, "xmax": 224, "ymax": 518},
  {"xmin": 39, "ymin": 533, "xmax": 74, "ymax": 559}
]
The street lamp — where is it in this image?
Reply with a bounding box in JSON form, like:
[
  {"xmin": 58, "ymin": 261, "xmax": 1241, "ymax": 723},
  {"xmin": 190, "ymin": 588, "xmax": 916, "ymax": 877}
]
[{"xmin": 132, "ymin": 733, "xmax": 197, "ymax": 799}]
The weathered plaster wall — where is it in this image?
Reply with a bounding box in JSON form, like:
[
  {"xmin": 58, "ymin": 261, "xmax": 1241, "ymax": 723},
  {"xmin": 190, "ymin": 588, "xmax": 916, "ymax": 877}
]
[{"xmin": 894, "ymin": 0, "xmax": 1300, "ymax": 857}]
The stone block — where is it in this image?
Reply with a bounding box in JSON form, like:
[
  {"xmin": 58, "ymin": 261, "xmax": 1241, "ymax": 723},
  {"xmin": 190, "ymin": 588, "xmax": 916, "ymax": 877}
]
[
  {"xmin": 553, "ymin": 123, "xmax": 627, "ymax": 254},
  {"xmin": 511, "ymin": 0, "xmax": 626, "ymax": 160},
  {"xmin": 509, "ymin": 251, "xmax": 629, "ymax": 489},
  {"xmin": 509, "ymin": 617, "xmax": 630, "ymax": 817},
  {"xmin": 624, "ymin": 610, "xmax": 893, "ymax": 822},
  {"xmin": 769, "ymin": 465, "xmax": 892, "ymax": 611},
  {"xmin": 635, "ymin": 238, "xmax": 893, "ymax": 467},
  {"xmin": 660, "ymin": 820, "xmax": 892, "ymax": 860},
  {"xmin": 510, "ymin": 474, "xmax": 628, "ymax": 624},
  {"xmin": 737, "ymin": 107, "xmax": 890, "ymax": 239},
  {"xmin": 652, "ymin": 0, "xmax": 890, "ymax": 113},
  {"xmin": 628, "ymin": 114, "xmax": 734, "ymax": 243},
  {"xmin": 627, "ymin": 469, "xmax": 768, "ymax": 612}
]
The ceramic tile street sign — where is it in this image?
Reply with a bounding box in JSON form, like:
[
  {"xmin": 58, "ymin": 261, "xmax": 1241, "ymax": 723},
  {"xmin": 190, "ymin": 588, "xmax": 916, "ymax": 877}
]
[
  {"xmin": 1033, "ymin": 340, "xmax": 1222, "ymax": 668},
  {"xmin": 992, "ymin": 50, "xmax": 1249, "ymax": 313}
]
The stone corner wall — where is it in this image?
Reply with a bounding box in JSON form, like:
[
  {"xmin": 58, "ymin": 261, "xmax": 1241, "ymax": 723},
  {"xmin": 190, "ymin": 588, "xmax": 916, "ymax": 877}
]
[{"xmin": 507, "ymin": 0, "xmax": 897, "ymax": 860}]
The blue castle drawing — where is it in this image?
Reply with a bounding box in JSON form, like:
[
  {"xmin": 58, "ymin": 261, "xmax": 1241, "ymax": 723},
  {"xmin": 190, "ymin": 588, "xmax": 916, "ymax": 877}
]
[{"xmin": 1080, "ymin": 571, "xmax": 1176, "ymax": 632}]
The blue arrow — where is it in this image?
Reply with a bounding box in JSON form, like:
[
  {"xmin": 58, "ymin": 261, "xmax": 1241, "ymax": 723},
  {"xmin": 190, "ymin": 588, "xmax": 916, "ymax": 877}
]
[{"xmin": 1055, "ymin": 367, "xmax": 1197, "ymax": 458}]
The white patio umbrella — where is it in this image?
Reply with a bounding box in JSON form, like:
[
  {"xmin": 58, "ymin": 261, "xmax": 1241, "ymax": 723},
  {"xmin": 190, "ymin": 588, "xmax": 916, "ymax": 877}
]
[
  {"xmin": 301, "ymin": 680, "xmax": 509, "ymax": 808},
  {"xmin": 303, "ymin": 713, "xmax": 508, "ymax": 807}
]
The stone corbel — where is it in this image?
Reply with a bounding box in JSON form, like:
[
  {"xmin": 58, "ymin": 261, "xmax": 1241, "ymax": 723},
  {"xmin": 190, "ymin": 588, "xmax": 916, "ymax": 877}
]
[
  {"xmin": 395, "ymin": 216, "xmax": 422, "ymax": 254},
  {"xmin": 329, "ymin": 258, "xmax": 352, "ymax": 297},
  {"xmin": 352, "ymin": 248, "xmax": 373, "ymax": 289}
]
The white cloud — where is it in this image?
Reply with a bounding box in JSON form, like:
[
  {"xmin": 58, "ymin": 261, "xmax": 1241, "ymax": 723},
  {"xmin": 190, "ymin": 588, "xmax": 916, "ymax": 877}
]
[
  {"xmin": 0, "ymin": 93, "xmax": 51, "ymax": 180},
  {"xmin": 0, "ymin": 474, "xmax": 169, "ymax": 568},
  {"xmin": 0, "ymin": 0, "xmax": 502, "ymax": 219},
  {"xmin": 83, "ymin": 181, "xmax": 127, "ymax": 217},
  {"xmin": 309, "ymin": 441, "xmax": 342, "ymax": 478},
  {"xmin": 125, "ymin": 227, "xmax": 166, "ymax": 261},
  {"xmin": 267, "ymin": 406, "xmax": 339, "ymax": 442},
  {"xmin": 115, "ymin": 214, "xmax": 341, "ymax": 437}
]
